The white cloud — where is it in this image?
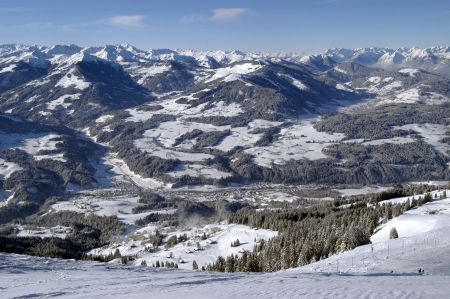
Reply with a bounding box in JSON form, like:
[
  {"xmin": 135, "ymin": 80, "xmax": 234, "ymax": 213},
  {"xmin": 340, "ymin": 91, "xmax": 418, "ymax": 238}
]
[
  {"xmin": 181, "ymin": 8, "xmax": 249, "ymax": 24},
  {"xmin": 210, "ymin": 8, "xmax": 249, "ymax": 21},
  {"xmin": 109, "ymin": 15, "xmax": 145, "ymax": 28}
]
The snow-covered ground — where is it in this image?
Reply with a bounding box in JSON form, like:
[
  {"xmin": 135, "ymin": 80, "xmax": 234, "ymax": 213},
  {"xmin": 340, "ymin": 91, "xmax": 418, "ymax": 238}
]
[
  {"xmin": 55, "ymin": 68, "xmax": 90, "ymax": 90},
  {"xmin": 134, "ymin": 138, "xmax": 214, "ymax": 162},
  {"xmin": 140, "ymin": 120, "xmax": 229, "ymax": 148},
  {"xmin": 245, "ymin": 121, "xmax": 345, "ymax": 167},
  {"xmin": 1, "ymin": 250, "xmax": 449, "ymax": 299},
  {"xmin": 0, "ymin": 133, "xmax": 66, "ymax": 162},
  {"xmin": 394, "ymin": 123, "xmax": 449, "ymax": 156},
  {"xmin": 126, "ymin": 91, "xmax": 243, "ymax": 123},
  {"xmin": 47, "ymin": 93, "xmax": 81, "ymax": 111},
  {"xmin": 2, "ymin": 189, "xmax": 450, "ymax": 298},
  {"xmin": 335, "ymin": 185, "xmax": 392, "ymax": 196},
  {"xmin": 103, "ymin": 154, "xmax": 165, "ymax": 189},
  {"xmin": 300, "ymin": 189, "xmax": 450, "ymax": 275},
  {"xmin": 91, "ymin": 223, "xmax": 277, "ymax": 271},
  {"xmin": 51, "ymin": 192, "xmax": 146, "ymax": 224},
  {"xmin": 167, "ymin": 164, "xmax": 232, "ymax": 179},
  {"xmin": 372, "ymin": 192, "xmax": 450, "ymax": 243},
  {"xmin": 0, "ymin": 158, "xmax": 22, "ymax": 180},
  {"xmin": 15, "ymin": 225, "xmax": 71, "ymax": 239},
  {"xmin": 206, "ymin": 62, "xmax": 262, "ymax": 83}
]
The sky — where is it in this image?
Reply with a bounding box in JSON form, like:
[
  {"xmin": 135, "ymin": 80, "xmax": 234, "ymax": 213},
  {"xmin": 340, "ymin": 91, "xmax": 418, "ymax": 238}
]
[{"xmin": 0, "ymin": 0, "xmax": 449, "ymax": 53}]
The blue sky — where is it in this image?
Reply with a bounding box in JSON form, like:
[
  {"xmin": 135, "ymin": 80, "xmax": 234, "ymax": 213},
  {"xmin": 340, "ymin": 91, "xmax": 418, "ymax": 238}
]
[{"xmin": 0, "ymin": 0, "xmax": 449, "ymax": 53}]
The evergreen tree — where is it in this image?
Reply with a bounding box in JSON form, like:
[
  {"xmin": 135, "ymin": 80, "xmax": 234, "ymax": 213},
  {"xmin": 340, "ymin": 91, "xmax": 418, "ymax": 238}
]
[
  {"xmin": 113, "ymin": 248, "xmax": 121, "ymax": 259},
  {"xmin": 389, "ymin": 227, "xmax": 399, "ymax": 239}
]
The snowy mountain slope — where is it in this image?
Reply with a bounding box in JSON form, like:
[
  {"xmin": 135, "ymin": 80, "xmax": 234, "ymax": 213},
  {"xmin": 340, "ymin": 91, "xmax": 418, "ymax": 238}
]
[
  {"xmin": 325, "ymin": 62, "xmax": 450, "ymax": 106},
  {"xmin": 3, "ymin": 189, "xmax": 450, "ymax": 298},
  {"xmin": 1, "ymin": 220, "xmax": 450, "ymax": 299},
  {"xmin": 0, "ymin": 113, "xmax": 101, "ymax": 223},
  {"xmin": 299, "ymin": 190, "xmax": 450, "ymax": 275},
  {"xmin": 0, "ymin": 252, "xmax": 448, "ymax": 299}
]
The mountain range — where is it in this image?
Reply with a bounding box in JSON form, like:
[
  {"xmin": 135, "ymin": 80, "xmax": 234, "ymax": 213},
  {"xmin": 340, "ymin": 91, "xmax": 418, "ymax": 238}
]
[{"xmin": 0, "ymin": 44, "xmax": 449, "ymax": 224}]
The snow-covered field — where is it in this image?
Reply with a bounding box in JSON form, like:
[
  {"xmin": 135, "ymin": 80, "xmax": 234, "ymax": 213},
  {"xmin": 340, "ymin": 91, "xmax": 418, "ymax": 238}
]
[
  {"xmin": 335, "ymin": 185, "xmax": 392, "ymax": 196},
  {"xmin": 102, "ymin": 154, "xmax": 165, "ymax": 189},
  {"xmin": 15, "ymin": 225, "xmax": 71, "ymax": 239},
  {"xmin": 55, "ymin": 68, "xmax": 90, "ymax": 90},
  {"xmin": 245, "ymin": 121, "xmax": 345, "ymax": 167},
  {"xmin": 167, "ymin": 164, "xmax": 232, "ymax": 179},
  {"xmin": 206, "ymin": 62, "xmax": 262, "ymax": 83},
  {"xmin": 394, "ymin": 123, "xmax": 449, "ymax": 156},
  {"xmin": 0, "ymin": 133, "xmax": 66, "ymax": 162},
  {"xmin": 0, "ymin": 158, "xmax": 22, "ymax": 180},
  {"xmin": 126, "ymin": 91, "xmax": 243, "ymax": 123},
  {"xmin": 46, "ymin": 93, "xmax": 81, "ymax": 111}
]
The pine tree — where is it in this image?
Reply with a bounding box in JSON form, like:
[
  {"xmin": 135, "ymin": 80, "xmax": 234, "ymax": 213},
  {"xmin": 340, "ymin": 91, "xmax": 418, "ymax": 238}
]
[
  {"xmin": 113, "ymin": 248, "xmax": 121, "ymax": 259},
  {"xmin": 389, "ymin": 227, "xmax": 399, "ymax": 239},
  {"xmin": 192, "ymin": 260, "xmax": 199, "ymax": 270}
]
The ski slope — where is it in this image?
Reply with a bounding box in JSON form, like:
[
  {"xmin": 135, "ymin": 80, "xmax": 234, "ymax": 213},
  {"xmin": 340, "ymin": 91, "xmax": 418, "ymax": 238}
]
[
  {"xmin": 2, "ymin": 190, "xmax": 450, "ymax": 298},
  {"xmin": 1, "ymin": 252, "xmax": 449, "ymax": 299}
]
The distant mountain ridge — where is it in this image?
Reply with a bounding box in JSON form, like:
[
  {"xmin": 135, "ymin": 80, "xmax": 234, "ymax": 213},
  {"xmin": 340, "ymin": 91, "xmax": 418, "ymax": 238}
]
[
  {"xmin": 1, "ymin": 44, "xmax": 449, "ymax": 76},
  {"xmin": 323, "ymin": 46, "xmax": 450, "ymax": 77}
]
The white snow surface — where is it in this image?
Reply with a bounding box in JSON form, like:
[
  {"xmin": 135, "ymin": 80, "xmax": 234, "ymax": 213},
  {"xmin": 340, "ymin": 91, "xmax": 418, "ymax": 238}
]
[
  {"xmin": 394, "ymin": 123, "xmax": 449, "ymax": 156},
  {"xmin": 126, "ymin": 94, "xmax": 243, "ymax": 123},
  {"xmin": 372, "ymin": 190, "xmax": 450, "ymax": 243},
  {"xmin": 134, "ymin": 138, "xmax": 214, "ymax": 162},
  {"xmin": 335, "ymin": 186, "xmax": 392, "ymax": 196},
  {"xmin": 47, "ymin": 93, "xmax": 81, "ymax": 110},
  {"xmin": 0, "ymin": 158, "xmax": 22, "ymax": 180},
  {"xmin": 141, "ymin": 120, "xmax": 229, "ymax": 148},
  {"xmin": 55, "ymin": 69, "xmax": 90, "ymax": 90},
  {"xmin": 245, "ymin": 120, "xmax": 345, "ymax": 167},
  {"xmin": 167, "ymin": 164, "xmax": 232, "ymax": 179},
  {"xmin": 398, "ymin": 68, "xmax": 420, "ymax": 76},
  {"xmin": 206, "ymin": 63, "xmax": 262, "ymax": 83},
  {"xmin": 0, "ymin": 64, "xmax": 17, "ymax": 73},
  {"xmin": 361, "ymin": 136, "xmax": 415, "ymax": 146},
  {"xmin": 2, "ymin": 242, "xmax": 450, "ymax": 298},
  {"xmin": 0, "ymin": 133, "xmax": 66, "ymax": 162},
  {"xmin": 15, "ymin": 225, "xmax": 71, "ymax": 239},
  {"xmin": 99, "ymin": 153, "xmax": 165, "ymax": 189},
  {"xmin": 125, "ymin": 63, "xmax": 171, "ymax": 84},
  {"xmin": 95, "ymin": 114, "xmax": 114, "ymax": 123},
  {"xmin": 336, "ymin": 83, "xmax": 353, "ymax": 92}
]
